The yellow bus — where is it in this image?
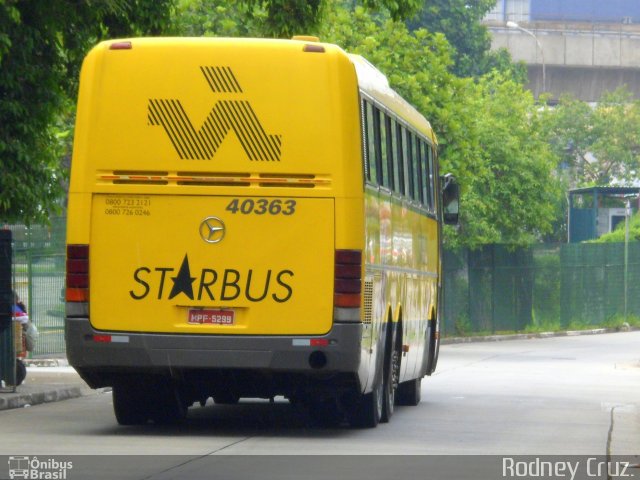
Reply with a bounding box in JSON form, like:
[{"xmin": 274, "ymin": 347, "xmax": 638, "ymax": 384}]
[{"xmin": 65, "ymin": 36, "xmax": 459, "ymax": 428}]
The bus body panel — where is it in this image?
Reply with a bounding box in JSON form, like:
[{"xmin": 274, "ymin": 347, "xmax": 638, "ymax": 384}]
[
  {"xmin": 90, "ymin": 194, "xmax": 334, "ymax": 335},
  {"xmin": 363, "ymin": 188, "xmax": 439, "ymax": 389},
  {"xmin": 70, "ymin": 37, "xmax": 362, "ymax": 198}
]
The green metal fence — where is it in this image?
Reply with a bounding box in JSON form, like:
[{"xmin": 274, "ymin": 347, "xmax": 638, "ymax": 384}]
[
  {"xmin": 6, "ymin": 218, "xmax": 66, "ymax": 357},
  {"xmin": 443, "ymin": 243, "xmax": 640, "ymax": 336}
]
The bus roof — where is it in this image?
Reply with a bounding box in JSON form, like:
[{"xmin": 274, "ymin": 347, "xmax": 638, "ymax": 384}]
[{"xmin": 348, "ymin": 54, "xmax": 436, "ymax": 144}]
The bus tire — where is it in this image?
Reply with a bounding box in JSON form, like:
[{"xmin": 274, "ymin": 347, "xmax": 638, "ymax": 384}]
[
  {"xmin": 345, "ymin": 376, "xmax": 383, "ymax": 428},
  {"xmin": 381, "ymin": 341, "xmax": 400, "ymax": 423},
  {"xmin": 15, "ymin": 359, "xmax": 26, "ymax": 386},
  {"xmin": 396, "ymin": 377, "xmax": 421, "ymax": 406},
  {"xmin": 149, "ymin": 379, "xmax": 188, "ymax": 425},
  {"xmin": 113, "ymin": 383, "xmax": 149, "ymax": 425}
]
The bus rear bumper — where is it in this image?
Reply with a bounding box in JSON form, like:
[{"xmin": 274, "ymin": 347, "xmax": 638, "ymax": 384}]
[{"xmin": 65, "ymin": 318, "xmax": 364, "ymax": 389}]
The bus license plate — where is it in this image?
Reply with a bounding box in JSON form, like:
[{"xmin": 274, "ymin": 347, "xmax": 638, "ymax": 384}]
[{"xmin": 188, "ymin": 309, "xmax": 235, "ymax": 325}]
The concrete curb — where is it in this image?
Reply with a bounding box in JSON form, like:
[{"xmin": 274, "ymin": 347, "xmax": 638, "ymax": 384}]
[
  {"xmin": 22, "ymin": 358, "xmax": 69, "ymax": 368},
  {"xmin": 441, "ymin": 326, "xmax": 639, "ymax": 344},
  {"xmin": 0, "ymin": 386, "xmax": 84, "ymax": 410}
]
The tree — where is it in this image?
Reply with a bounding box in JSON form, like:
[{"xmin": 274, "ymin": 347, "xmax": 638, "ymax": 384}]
[
  {"xmin": 0, "ymin": 0, "xmax": 174, "ymax": 224},
  {"xmin": 321, "ymin": 6, "xmax": 560, "ymax": 247},
  {"xmin": 460, "ymin": 73, "xmax": 560, "ymax": 246},
  {"xmin": 543, "ymin": 88, "xmax": 640, "ymax": 187},
  {"xmin": 228, "ymin": 0, "xmax": 422, "ymax": 38},
  {"xmin": 173, "ymin": 0, "xmax": 251, "ymax": 36},
  {"xmin": 407, "ymin": 0, "xmax": 525, "ymax": 81}
]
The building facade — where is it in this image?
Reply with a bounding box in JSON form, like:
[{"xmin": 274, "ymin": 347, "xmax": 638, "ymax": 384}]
[{"xmin": 484, "ymin": 0, "xmax": 640, "ymax": 101}]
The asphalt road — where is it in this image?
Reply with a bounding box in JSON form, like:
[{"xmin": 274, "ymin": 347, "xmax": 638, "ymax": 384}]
[{"xmin": 1, "ymin": 332, "xmax": 638, "ymax": 479}]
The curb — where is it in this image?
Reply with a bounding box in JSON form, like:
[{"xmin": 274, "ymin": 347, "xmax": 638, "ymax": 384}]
[
  {"xmin": 441, "ymin": 326, "xmax": 639, "ymax": 345},
  {"xmin": 22, "ymin": 358, "xmax": 69, "ymax": 368},
  {"xmin": 0, "ymin": 386, "xmax": 84, "ymax": 410}
]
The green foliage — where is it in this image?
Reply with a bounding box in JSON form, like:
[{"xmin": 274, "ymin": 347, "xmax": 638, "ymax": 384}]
[
  {"xmin": 222, "ymin": 0, "xmax": 422, "ymax": 38},
  {"xmin": 459, "ymin": 73, "xmax": 561, "ymax": 247},
  {"xmin": 325, "ymin": 7, "xmax": 561, "ymax": 248},
  {"xmin": 361, "ymin": 0, "xmax": 422, "ymax": 21},
  {"xmin": 482, "ymin": 48, "xmax": 529, "ymax": 85},
  {"xmin": 602, "ymin": 314, "xmax": 640, "ymax": 329},
  {"xmin": 453, "ymin": 313, "xmax": 473, "ymax": 336},
  {"xmin": 523, "ymin": 318, "xmax": 561, "ymax": 334},
  {"xmin": 407, "ymin": 0, "xmax": 524, "ymax": 80},
  {"xmin": 593, "ymin": 213, "xmax": 640, "ymax": 243},
  {"xmin": 0, "ymin": 0, "xmax": 174, "ymax": 224},
  {"xmin": 542, "ymin": 87, "xmax": 640, "ymax": 186},
  {"xmin": 241, "ymin": 0, "xmax": 324, "ymax": 38},
  {"xmin": 173, "ymin": 0, "xmax": 251, "ymax": 36}
]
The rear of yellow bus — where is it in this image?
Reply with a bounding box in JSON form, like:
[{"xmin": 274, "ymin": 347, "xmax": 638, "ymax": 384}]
[{"xmin": 65, "ymin": 38, "xmax": 366, "ymax": 422}]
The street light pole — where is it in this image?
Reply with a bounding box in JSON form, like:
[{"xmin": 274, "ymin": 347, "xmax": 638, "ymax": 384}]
[
  {"xmin": 624, "ymin": 199, "xmax": 631, "ymax": 321},
  {"xmin": 507, "ymin": 21, "xmax": 546, "ymax": 95}
]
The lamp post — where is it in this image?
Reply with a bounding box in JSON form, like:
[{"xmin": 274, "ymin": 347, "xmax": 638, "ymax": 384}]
[
  {"xmin": 624, "ymin": 198, "xmax": 631, "ymax": 321},
  {"xmin": 507, "ymin": 21, "xmax": 546, "ymax": 95}
]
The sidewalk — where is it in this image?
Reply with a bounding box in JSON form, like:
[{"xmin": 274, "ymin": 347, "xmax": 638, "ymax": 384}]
[
  {"xmin": 0, "ymin": 358, "xmax": 97, "ymax": 411},
  {"xmin": 1, "ymin": 326, "xmax": 637, "ymax": 411},
  {"xmin": 440, "ymin": 325, "xmax": 638, "ymax": 344}
]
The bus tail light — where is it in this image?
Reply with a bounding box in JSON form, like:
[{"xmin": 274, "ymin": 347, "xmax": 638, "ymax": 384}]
[
  {"xmin": 334, "ymin": 249, "xmax": 362, "ymax": 322},
  {"xmin": 109, "ymin": 41, "xmax": 132, "ymax": 50},
  {"xmin": 66, "ymin": 244, "xmax": 89, "ymax": 317}
]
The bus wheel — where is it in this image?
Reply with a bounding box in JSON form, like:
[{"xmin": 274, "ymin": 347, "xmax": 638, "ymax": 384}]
[
  {"xmin": 150, "ymin": 379, "xmax": 188, "ymax": 425},
  {"xmin": 113, "ymin": 382, "xmax": 149, "ymax": 425},
  {"xmin": 15, "ymin": 359, "xmax": 27, "ymax": 386},
  {"xmin": 345, "ymin": 377, "xmax": 383, "ymax": 428},
  {"xmin": 396, "ymin": 377, "xmax": 422, "ymax": 406},
  {"xmin": 381, "ymin": 344, "xmax": 400, "ymax": 423}
]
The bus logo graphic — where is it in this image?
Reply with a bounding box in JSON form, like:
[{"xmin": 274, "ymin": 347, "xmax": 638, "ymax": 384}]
[
  {"xmin": 8, "ymin": 456, "xmax": 29, "ymax": 479},
  {"xmin": 8, "ymin": 456, "xmax": 73, "ymax": 479},
  {"xmin": 148, "ymin": 66, "xmax": 282, "ymax": 161},
  {"xmin": 199, "ymin": 216, "xmax": 225, "ymax": 244}
]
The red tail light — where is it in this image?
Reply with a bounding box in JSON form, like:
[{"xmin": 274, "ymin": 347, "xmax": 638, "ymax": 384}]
[
  {"xmin": 334, "ymin": 250, "xmax": 362, "ymax": 309},
  {"xmin": 109, "ymin": 41, "xmax": 132, "ymax": 50},
  {"xmin": 66, "ymin": 245, "xmax": 89, "ymax": 302}
]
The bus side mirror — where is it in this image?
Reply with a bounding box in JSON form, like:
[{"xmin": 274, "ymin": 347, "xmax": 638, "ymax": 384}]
[{"xmin": 441, "ymin": 174, "xmax": 459, "ymax": 225}]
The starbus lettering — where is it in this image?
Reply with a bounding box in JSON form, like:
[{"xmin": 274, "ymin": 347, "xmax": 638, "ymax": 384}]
[{"xmin": 129, "ymin": 254, "xmax": 293, "ymax": 303}]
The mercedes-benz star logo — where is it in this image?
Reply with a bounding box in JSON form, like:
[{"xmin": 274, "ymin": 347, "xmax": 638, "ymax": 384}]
[{"xmin": 199, "ymin": 217, "xmax": 225, "ymax": 244}]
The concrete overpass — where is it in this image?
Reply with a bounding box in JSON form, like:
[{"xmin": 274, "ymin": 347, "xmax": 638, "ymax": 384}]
[{"xmin": 486, "ymin": 21, "xmax": 640, "ymax": 101}]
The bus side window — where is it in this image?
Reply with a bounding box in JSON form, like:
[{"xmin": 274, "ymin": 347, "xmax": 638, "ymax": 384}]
[
  {"xmin": 393, "ymin": 120, "xmax": 405, "ymax": 195},
  {"xmin": 365, "ymin": 101, "xmax": 378, "ymax": 184},
  {"xmin": 413, "ymin": 136, "xmax": 424, "ymax": 204},
  {"xmin": 420, "ymin": 140, "xmax": 431, "ymax": 210},
  {"xmin": 379, "ymin": 110, "xmax": 390, "ymax": 189},
  {"xmin": 388, "ymin": 117, "xmax": 399, "ymax": 194},
  {"xmin": 373, "ymin": 105, "xmax": 383, "ymax": 186},
  {"xmin": 427, "ymin": 144, "xmax": 436, "ymax": 211},
  {"xmin": 402, "ymin": 128, "xmax": 412, "ymax": 198}
]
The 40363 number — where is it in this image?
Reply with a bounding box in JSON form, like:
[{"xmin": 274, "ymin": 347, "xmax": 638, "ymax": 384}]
[{"xmin": 225, "ymin": 198, "xmax": 296, "ymax": 216}]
